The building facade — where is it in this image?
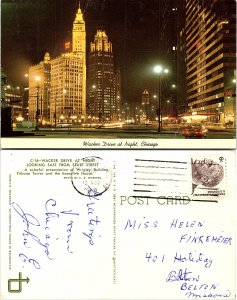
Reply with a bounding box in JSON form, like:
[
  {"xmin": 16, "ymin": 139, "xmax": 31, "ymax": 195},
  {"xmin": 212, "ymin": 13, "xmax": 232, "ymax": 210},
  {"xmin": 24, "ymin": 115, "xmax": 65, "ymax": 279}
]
[
  {"xmin": 157, "ymin": 0, "xmax": 180, "ymax": 118},
  {"xmin": 4, "ymin": 84, "xmax": 24, "ymax": 123},
  {"xmin": 185, "ymin": 0, "xmax": 236, "ymax": 125},
  {"xmin": 176, "ymin": 0, "xmax": 187, "ymax": 116},
  {"xmin": 28, "ymin": 3, "xmax": 86, "ymax": 126},
  {"xmin": 28, "ymin": 52, "xmax": 51, "ymax": 125},
  {"xmin": 50, "ymin": 52, "xmax": 86, "ymax": 125},
  {"xmin": 88, "ymin": 30, "xmax": 120, "ymax": 122}
]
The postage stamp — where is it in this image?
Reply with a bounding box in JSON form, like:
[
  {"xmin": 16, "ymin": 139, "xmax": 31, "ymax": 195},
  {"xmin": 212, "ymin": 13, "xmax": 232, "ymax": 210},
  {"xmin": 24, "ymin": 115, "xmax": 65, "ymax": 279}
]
[{"xmin": 191, "ymin": 157, "xmax": 226, "ymax": 198}]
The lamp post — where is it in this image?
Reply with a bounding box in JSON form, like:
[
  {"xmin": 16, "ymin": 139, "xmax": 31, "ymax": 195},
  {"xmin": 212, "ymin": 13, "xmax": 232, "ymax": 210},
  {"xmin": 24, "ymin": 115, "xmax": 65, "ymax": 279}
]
[
  {"xmin": 154, "ymin": 65, "xmax": 169, "ymax": 133},
  {"xmin": 35, "ymin": 76, "xmax": 40, "ymax": 131},
  {"xmin": 92, "ymin": 85, "xmax": 96, "ymax": 119},
  {"xmin": 23, "ymin": 74, "xmax": 29, "ymax": 120},
  {"xmin": 166, "ymin": 100, "xmax": 170, "ymax": 117},
  {"xmin": 54, "ymin": 92, "xmax": 57, "ymax": 128},
  {"xmin": 40, "ymin": 94, "xmax": 43, "ymax": 126}
]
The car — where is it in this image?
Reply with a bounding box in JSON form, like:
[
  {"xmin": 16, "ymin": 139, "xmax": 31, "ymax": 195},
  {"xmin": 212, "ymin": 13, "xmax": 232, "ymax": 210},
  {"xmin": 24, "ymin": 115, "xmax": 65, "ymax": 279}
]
[
  {"xmin": 182, "ymin": 124, "xmax": 208, "ymax": 138},
  {"xmin": 94, "ymin": 123, "xmax": 104, "ymax": 129},
  {"xmin": 57, "ymin": 123, "xmax": 72, "ymax": 128}
]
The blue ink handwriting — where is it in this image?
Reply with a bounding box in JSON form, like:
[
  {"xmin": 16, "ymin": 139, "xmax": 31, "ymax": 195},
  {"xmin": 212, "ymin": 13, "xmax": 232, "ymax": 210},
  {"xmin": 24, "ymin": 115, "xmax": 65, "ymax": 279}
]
[
  {"xmin": 145, "ymin": 252, "xmax": 165, "ymax": 263},
  {"xmin": 185, "ymin": 290, "xmax": 231, "ymax": 299},
  {"xmin": 124, "ymin": 217, "xmax": 158, "ymax": 230},
  {"xmin": 12, "ymin": 200, "xmax": 80, "ymax": 269},
  {"xmin": 179, "ymin": 232, "xmax": 232, "ymax": 245},
  {"xmin": 82, "ymin": 186, "xmax": 101, "ymax": 246},
  {"xmin": 19, "ymin": 253, "xmax": 41, "ymax": 269},
  {"xmin": 166, "ymin": 268, "xmax": 200, "ymax": 282},
  {"xmin": 66, "ymin": 221, "xmax": 74, "ymax": 253},
  {"xmin": 181, "ymin": 282, "xmax": 218, "ymax": 291},
  {"xmin": 170, "ymin": 219, "xmax": 204, "ymax": 229},
  {"xmin": 173, "ymin": 251, "xmax": 213, "ymax": 268}
]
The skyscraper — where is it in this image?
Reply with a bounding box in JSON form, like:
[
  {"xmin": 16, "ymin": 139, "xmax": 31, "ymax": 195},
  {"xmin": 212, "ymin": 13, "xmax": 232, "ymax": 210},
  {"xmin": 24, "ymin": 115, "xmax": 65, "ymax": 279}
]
[
  {"xmin": 176, "ymin": 0, "xmax": 187, "ymax": 116},
  {"xmin": 159, "ymin": 0, "xmax": 180, "ymax": 118},
  {"xmin": 88, "ymin": 30, "xmax": 119, "ymax": 122},
  {"xmin": 28, "ymin": 2, "xmax": 86, "ymax": 126},
  {"xmin": 50, "ymin": 3, "xmax": 86, "ymax": 125},
  {"xmin": 4, "ymin": 84, "xmax": 24, "ymax": 123},
  {"xmin": 185, "ymin": 0, "xmax": 236, "ymax": 125},
  {"xmin": 28, "ymin": 52, "xmax": 51, "ymax": 125}
]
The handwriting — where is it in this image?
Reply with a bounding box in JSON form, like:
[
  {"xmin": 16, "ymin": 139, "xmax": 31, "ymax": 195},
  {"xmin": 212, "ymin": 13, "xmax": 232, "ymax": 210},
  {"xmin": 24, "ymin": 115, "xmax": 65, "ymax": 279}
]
[
  {"xmin": 121, "ymin": 215, "xmax": 232, "ymax": 298},
  {"xmin": 181, "ymin": 282, "xmax": 218, "ymax": 291},
  {"xmin": 66, "ymin": 221, "xmax": 74, "ymax": 253},
  {"xmin": 179, "ymin": 233, "xmax": 232, "ymax": 245},
  {"xmin": 12, "ymin": 202, "xmax": 40, "ymax": 229},
  {"xmin": 170, "ymin": 219, "xmax": 204, "ymax": 229},
  {"xmin": 61, "ymin": 210, "xmax": 80, "ymax": 216},
  {"xmin": 44, "ymin": 199, "xmax": 79, "ymax": 259},
  {"xmin": 145, "ymin": 252, "xmax": 165, "ymax": 263},
  {"xmin": 166, "ymin": 268, "xmax": 200, "ymax": 282},
  {"xmin": 12, "ymin": 202, "xmax": 50, "ymax": 256},
  {"xmin": 19, "ymin": 253, "xmax": 41, "ymax": 269},
  {"xmin": 82, "ymin": 186, "xmax": 101, "ymax": 246},
  {"xmin": 185, "ymin": 290, "xmax": 231, "ymax": 299},
  {"xmin": 173, "ymin": 251, "xmax": 213, "ymax": 268},
  {"xmin": 45, "ymin": 199, "xmax": 59, "ymax": 223},
  {"xmin": 124, "ymin": 217, "xmax": 158, "ymax": 230},
  {"xmin": 12, "ymin": 202, "xmax": 40, "ymax": 249},
  {"xmin": 44, "ymin": 199, "xmax": 59, "ymax": 259},
  {"xmin": 12, "ymin": 200, "xmax": 80, "ymax": 269}
]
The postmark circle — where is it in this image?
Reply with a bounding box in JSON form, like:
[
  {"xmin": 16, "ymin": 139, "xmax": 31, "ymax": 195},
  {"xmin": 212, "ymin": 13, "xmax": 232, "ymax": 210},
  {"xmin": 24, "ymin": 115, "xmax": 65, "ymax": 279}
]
[{"xmin": 71, "ymin": 156, "xmax": 112, "ymax": 196}]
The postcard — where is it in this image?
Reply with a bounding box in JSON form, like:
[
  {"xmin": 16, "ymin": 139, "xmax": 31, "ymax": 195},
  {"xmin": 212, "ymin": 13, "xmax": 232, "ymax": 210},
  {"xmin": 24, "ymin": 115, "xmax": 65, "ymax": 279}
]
[{"xmin": 0, "ymin": 149, "xmax": 235, "ymax": 300}]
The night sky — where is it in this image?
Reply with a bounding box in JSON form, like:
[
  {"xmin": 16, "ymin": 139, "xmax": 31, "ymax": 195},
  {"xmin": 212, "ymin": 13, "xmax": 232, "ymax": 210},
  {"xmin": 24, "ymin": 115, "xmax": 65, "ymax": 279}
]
[{"xmin": 2, "ymin": 0, "xmax": 172, "ymax": 104}]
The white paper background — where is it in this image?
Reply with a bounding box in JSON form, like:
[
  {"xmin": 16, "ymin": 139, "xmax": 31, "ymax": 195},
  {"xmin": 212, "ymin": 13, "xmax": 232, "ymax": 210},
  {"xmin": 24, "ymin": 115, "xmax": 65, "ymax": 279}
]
[{"xmin": 0, "ymin": 150, "xmax": 235, "ymax": 300}]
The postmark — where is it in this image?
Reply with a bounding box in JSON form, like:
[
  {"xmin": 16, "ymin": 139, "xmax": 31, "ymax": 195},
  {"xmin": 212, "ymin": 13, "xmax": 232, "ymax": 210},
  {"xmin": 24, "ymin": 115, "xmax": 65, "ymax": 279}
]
[
  {"xmin": 71, "ymin": 156, "xmax": 112, "ymax": 196},
  {"xmin": 129, "ymin": 156, "xmax": 227, "ymax": 203},
  {"xmin": 131, "ymin": 158, "xmax": 189, "ymax": 201}
]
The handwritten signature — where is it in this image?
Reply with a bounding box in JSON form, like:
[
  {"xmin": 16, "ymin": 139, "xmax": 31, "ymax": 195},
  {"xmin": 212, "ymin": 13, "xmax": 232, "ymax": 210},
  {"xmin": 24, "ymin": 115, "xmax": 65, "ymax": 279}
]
[
  {"xmin": 12, "ymin": 200, "xmax": 80, "ymax": 269},
  {"xmin": 82, "ymin": 186, "xmax": 101, "ymax": 246}
]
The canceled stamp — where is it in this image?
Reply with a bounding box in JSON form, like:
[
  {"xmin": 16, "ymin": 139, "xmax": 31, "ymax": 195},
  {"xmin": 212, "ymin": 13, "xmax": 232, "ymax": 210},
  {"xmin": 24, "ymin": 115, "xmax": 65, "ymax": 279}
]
[
  {"xmin": 191, "ymin": 157, "xmax": 226, "ymax": 197},
  {"xmin": 128, "ymin": 155, "xmax": 227, "ymax": 204}
]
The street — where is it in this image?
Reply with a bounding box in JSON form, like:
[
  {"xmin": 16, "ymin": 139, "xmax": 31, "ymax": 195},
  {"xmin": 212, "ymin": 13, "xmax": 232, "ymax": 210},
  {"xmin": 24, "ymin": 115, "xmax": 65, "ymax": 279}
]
[{"xmin": 11, "ymin": 125, "xmax": 236, "ymax": 139}]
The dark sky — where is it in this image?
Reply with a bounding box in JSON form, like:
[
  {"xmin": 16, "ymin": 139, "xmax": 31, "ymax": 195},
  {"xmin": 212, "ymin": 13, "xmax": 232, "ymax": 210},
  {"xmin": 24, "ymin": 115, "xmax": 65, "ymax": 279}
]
[{"xmin": 1, "ymin": 0, "xmax": 174, "ymax": 103}]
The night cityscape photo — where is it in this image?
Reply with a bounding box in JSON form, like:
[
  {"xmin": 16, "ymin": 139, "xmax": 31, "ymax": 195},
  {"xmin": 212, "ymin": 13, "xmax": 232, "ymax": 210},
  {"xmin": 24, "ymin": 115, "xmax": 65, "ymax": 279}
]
[{"xmin": 1, "ymin": 0, "xmax": 236, "ymax": 139}]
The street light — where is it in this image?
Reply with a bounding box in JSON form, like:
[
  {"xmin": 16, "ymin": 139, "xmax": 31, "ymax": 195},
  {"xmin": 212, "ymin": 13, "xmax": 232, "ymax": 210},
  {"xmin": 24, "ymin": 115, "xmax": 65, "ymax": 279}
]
[
  {"xmin": 91, "ymin": 85, "xmax": 96, "ymax": 119},
  {"xmin": 153, "ymin": 65, "xmax": 169, "ymax": 133},
  {"xmin": 22, "ymin": 73, "xmax": 29, "ymax": 120},
  {"xmin": 35, "ymin": 76, "xmax": 40, "ymax": 131},
  {"xmin": 54, "ymin": 92, "xmax": 58, "ymax": 128}
]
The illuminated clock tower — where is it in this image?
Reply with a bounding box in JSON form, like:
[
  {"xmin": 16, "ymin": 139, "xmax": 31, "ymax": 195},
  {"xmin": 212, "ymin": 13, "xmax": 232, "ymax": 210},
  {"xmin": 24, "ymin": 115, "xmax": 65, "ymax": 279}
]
[
  {"xmin": 71, "ymin": 1, "xmax": 86, "ymax": 120},
  {"xmin": 30, "ymin": 1, "xmax": 87, "ymax": 125},
  {"xmin": 72, "ymin": 1, "xmax": 86, "ymax": 56}
]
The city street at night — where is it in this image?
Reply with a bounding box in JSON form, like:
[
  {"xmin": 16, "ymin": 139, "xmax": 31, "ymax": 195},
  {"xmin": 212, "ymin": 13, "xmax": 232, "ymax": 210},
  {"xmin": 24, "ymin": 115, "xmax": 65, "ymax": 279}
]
[
  {"xmin": 11, "ymin": 125, "xmax": 236, "ymax": 139},
  {"xmin": 1, "ymin": 0, "xmax": 236, "ymax": 141}
]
